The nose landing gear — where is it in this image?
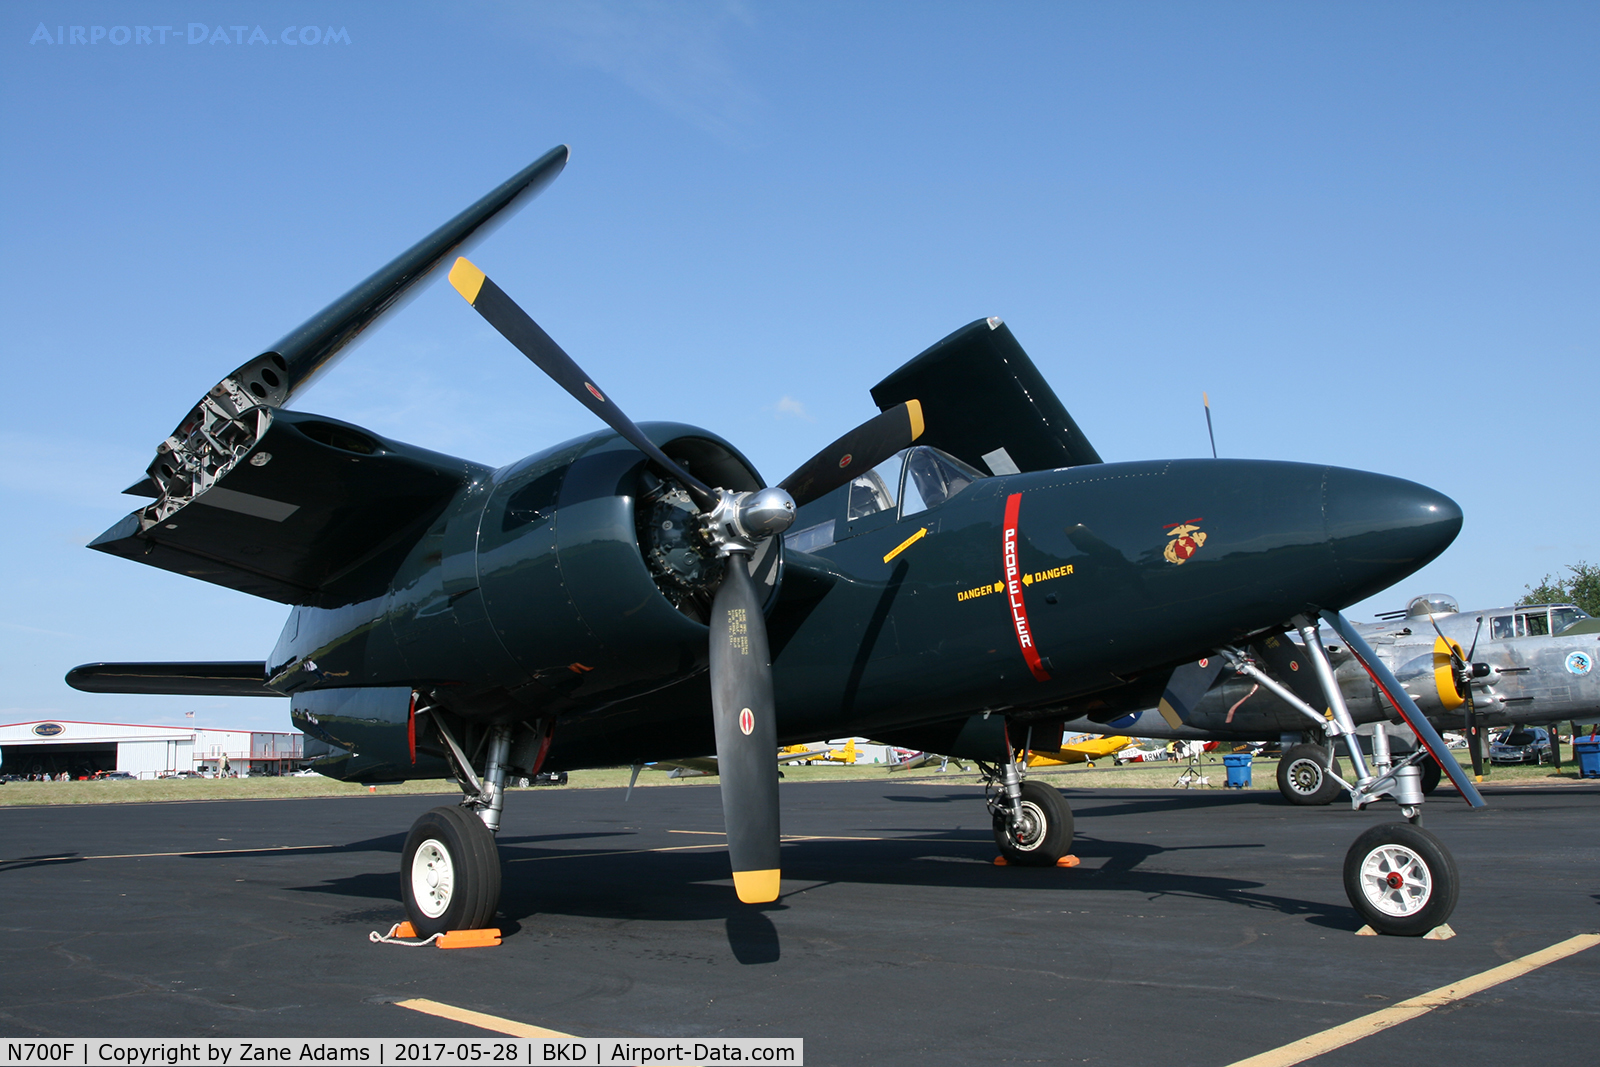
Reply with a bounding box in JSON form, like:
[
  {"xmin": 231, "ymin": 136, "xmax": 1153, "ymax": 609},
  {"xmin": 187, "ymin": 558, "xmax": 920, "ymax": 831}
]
[{"xmin": 1343, "ymin": 821, "xmax": 1459, "ymax": 937}]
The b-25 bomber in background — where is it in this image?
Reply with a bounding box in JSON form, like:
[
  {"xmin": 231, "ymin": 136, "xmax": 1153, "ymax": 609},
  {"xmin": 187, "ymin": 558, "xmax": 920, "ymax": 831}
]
[
  {"xmin": 69, "ymin": 146, "xmax": 1484, "ymax": 939},
  {"xmin": 1042, "ymin": 594, "xmax": 1597, "ymax": 804}
]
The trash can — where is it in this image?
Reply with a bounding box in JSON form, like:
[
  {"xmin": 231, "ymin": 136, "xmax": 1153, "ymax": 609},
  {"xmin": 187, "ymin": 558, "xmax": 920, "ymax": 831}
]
[
  {"xmin": 1223, "ymin": 753, "xmax": 1254, "ymax": 789},
  {"xmin": 1574, "ymin": 739, "xmax": 1600, "ymax": 779}
]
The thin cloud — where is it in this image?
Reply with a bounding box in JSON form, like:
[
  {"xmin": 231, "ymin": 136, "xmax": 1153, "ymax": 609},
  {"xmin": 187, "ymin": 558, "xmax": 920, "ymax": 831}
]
[
  {"xmin": 506, "ymin": 0, "xmax": 764, "ymax": 142},
  {"xmin": 772, "ymin": 395, "xmax": 812, "ymax": 420}
]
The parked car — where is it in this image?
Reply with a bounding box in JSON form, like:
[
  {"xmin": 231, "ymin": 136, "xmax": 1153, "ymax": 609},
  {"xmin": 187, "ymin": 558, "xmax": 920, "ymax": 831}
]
[
  {"xmin": 1489, "ymin": 727, "xmax": 1553, "ymax": 765},
  {"xmin": 95, "ymin": 770, "xmax": 137, "ymax": 781}
]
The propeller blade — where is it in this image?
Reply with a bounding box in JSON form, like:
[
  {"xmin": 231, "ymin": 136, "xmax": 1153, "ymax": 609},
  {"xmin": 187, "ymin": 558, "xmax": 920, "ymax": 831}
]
[
  {"xmin": 1319, "ymin": 609, "xmax": 1485, "ymax": 807},
  {"xmin": 708, "ymin": 554, "xmax": 781, "ymax": 903},
  {"xmin": 1156, "ymin": 656, "xmax": 1226, "ymax": 727},
  {"xmin": 449, "ymin": 257, "xmax": 718, "ymax": 511},
  {"xmin": 1203, "ymin": 391, "xmax": 1217, "ymax": 459},
  {"xmin": 778, "ymin": 401, "xmax": 924, "ymax": 508},
  {"xmin": 1465, "ymin": 691, "xmax": 1485, "ymax": 779}
]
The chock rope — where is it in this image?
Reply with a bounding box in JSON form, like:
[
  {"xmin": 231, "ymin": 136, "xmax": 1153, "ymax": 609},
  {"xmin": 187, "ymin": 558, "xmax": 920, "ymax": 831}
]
[{"xmin": 369, "ymin": 922, "xmax": 441, "ymax": 947}]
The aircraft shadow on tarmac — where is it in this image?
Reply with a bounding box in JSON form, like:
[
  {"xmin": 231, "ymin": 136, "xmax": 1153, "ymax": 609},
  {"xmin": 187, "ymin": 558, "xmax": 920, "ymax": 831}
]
[
  {"xmin": 0, "ymin": 852, "xmax": 83, "ymax": 873},
  {"xmin": 273, "ymin": 824, "xmax": 1359, "ymax": 963}
]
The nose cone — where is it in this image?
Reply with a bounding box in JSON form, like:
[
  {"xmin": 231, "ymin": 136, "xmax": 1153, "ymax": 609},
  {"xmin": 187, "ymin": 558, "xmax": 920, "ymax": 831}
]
[{"xmin": 1323, "ymin": 467, "xmax": 1462, "ymax": 604}]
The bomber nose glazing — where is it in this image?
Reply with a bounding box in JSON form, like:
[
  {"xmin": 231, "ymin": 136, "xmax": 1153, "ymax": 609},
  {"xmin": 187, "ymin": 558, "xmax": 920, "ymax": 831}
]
[{"xmin": 1321, "ymin": 467, "xmax": 1463, "ymax": 604}]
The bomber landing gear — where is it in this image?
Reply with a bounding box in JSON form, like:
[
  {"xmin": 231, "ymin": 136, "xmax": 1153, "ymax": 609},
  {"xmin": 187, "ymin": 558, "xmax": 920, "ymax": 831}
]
[
  {"xmin": 1277, "ymin": 743, "xmax": 1343, "ymax": 805},
  {"xmin": 402, "ymin": 805, "xmax": 502, "ymax": 936},
  {"xmin": 1343, "ymin": 822, "xmax": 1459, "ymax": 936}
]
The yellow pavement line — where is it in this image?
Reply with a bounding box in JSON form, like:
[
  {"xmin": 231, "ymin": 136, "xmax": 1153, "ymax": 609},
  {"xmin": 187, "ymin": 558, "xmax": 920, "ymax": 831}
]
[
  {"xmin": 1225, "ymin": 932, "xmax": 1600, "ymax": 1067},
  {"xmin": 395, "ymin": 998, "xmax": 575, "ymax": 1039},
  {"xmin": 9, "ymin": 844, "xmax": 338, "ymax": 863}
]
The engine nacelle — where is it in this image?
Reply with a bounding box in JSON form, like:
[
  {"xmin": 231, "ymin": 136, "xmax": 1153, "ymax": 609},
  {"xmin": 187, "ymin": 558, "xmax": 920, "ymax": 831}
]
[{"xmin": 274, "ymin": 423, "xmax": 779, "ymax": 725}]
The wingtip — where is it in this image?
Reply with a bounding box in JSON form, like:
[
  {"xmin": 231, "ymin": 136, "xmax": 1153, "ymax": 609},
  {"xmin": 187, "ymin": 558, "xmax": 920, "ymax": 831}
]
[{"xmin": 448, "ymin": 257, "xmax": 486, "ymax": 304}]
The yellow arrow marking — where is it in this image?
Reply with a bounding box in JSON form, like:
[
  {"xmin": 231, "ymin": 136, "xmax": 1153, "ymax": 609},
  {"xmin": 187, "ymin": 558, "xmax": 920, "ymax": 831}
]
[{"xmin": 883, "ymin": 526, "xmax": 927, "ymax": 563}]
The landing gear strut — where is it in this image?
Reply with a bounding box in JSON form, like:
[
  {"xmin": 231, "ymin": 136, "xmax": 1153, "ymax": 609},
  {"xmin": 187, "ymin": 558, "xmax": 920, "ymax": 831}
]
[
  {"xmin": 399, "ymin": 707, "xmax": 536, "ymax": 934},
  {"xmin": 982, "ymin": 744, "xmax": 1074, "ymax": 866},
  {"xmin": 1218, "ymin": 613, "xmax": 1468, "ymax": 935}
]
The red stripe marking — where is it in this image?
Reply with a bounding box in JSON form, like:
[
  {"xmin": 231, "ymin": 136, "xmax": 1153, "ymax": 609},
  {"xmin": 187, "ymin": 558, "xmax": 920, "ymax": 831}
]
[{"xmin": 1003, "ymin": 493, "xmax": 1050, "ymax": 682}]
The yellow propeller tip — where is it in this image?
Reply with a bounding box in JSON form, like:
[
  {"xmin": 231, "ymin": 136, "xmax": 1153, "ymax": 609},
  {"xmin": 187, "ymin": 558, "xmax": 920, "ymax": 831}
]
[
  {"xmin": 906, "ymin": 399, "xmax": 925, "ymax": 442},
  {"xmin": 732, "ymin": 869, "xmax": 780, "ymax": 903},
  {"xmin": 448, "ymin": 257, "xmax": 486, "ymax": 304}
]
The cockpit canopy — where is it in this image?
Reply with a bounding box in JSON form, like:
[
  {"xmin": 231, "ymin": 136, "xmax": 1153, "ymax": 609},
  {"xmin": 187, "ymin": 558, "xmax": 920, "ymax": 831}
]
[
  {"xmin": 1490, "ymin": 604, "xmax": 1592, "ymax": 640},
  {"xmin": 1405, "ymin": 594, "xmax": 1459, "ymax": 618}
]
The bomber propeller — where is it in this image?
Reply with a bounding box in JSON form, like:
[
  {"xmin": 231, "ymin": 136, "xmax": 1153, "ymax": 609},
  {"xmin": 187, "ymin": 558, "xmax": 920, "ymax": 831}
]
[
  {"xmin": 449, "ymin": 257, "xmax": 923, "ymax": 902},
  {"xmin": 1425, "ymin": 613, "xmax": 1488, "ymax": 779}
]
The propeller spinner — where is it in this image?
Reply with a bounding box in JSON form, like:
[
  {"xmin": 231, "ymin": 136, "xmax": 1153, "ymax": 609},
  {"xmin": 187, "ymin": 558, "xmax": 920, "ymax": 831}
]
[{"xmin": 449, "ymin": 256, "xmax": 924, "ymax": 902}]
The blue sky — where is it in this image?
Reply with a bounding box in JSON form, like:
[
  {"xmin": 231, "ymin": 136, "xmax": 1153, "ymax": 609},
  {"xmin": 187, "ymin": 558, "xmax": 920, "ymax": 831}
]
[{"xmin": 3, "ymin": 2, "xmax": 1596, "ymax": 733}]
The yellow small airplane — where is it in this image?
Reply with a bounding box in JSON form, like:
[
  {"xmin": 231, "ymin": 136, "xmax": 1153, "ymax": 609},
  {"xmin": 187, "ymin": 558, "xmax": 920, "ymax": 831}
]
[{"xmin": 1026, "ymin": 734, "xmax": 1133, "ymax": 767}]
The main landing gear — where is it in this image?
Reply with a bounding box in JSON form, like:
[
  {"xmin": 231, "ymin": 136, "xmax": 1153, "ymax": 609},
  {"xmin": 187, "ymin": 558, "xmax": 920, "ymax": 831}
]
[
  {"xmin": 402, "ymin": 805, "xmax": 501, "ymax": 936},
  {"xmin": 400, "ymin": 707, "xmax": 549, "ymax": 936},
  {"xmin": 1277, "ymin": 743, "xmax": 1343, "ymax": 805},
  {"xmin": 1219, "ymin": 613, "xmax": 1466, "ymax": 936},
  {"xmin": 982, "ymin": 751, "xmax": 1074, "ymax": 866}
]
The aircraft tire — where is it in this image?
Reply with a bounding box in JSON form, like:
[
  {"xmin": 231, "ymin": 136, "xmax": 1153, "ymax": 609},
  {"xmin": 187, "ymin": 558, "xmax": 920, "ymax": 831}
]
[
  {"xmin": 992, "ymin": 780, "xmax": 1073, "ymax": 866},
  {"xmin": 401, "ymin": 805, "xmax": 502, "ymax": 937},
  {"xmin": 1277, "ymin": 744, "xmax": 1342, "ymax": 806},
  {"xmin": 1419, "ymin": 755, "xmax": 1442, "ymax": 796},
  {"xmin": 1343, "ymin": 822, "xmax": 1458, "ymax": 937}
]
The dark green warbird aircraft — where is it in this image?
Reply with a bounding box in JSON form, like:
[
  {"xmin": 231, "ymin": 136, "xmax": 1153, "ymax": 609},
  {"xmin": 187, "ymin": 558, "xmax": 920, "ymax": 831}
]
[{"xmin": 71, "ymin": 146, "xmax": 1483, "ymax": 938}]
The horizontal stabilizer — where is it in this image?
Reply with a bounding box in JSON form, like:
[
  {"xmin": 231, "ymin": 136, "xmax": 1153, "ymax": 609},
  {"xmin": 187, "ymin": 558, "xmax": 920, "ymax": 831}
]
[
  {"xmin": 66, "ymin": 661, "xmax": 275, "ymax": 697},
  {"xmin": 871, "ymin": 318, "xmax": 1102, "ymax": 475}
]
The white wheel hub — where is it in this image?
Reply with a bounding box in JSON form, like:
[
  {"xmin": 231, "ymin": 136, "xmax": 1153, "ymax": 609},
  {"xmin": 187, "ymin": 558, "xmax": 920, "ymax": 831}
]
[
  {"xmin": 411, "ymin": 839, "xmax": 455, "ymax": 919},
  {"xmin": 1011, "ymin": 800, "xmax": 1048, "ymax": 851},
  {"xmin": 1358, "ymin": 843, "xmax": 1432, "ymax": 917},
  {"xmin": 1287, "ymin": 759, "xmax": 1324, "ymax": 794}
]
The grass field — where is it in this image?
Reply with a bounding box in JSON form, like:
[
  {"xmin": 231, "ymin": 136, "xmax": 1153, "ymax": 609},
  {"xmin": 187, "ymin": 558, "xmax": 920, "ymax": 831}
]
[{"xmin": 1, "ymin": 752, "xmax": 1590, "ymax": 807}]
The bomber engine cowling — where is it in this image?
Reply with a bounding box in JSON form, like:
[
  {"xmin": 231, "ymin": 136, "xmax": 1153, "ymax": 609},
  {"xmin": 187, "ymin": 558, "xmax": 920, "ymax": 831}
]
[{"xmin": 280, "ymin": 423, "xmax": 781, "ymax": 726}]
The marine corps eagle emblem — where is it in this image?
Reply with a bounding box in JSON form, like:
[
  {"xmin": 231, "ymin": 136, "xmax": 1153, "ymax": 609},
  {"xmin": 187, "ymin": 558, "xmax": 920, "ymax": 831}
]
[{"xmin": 1163, "ymin": 518, "xmax": 1207, "ymax": 564}]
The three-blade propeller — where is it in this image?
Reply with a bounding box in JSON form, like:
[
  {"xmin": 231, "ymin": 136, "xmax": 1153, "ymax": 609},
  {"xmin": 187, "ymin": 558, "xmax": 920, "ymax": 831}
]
[{"xmin": 449, "ymin": 256, "xmax": 924, "ymax": 902}]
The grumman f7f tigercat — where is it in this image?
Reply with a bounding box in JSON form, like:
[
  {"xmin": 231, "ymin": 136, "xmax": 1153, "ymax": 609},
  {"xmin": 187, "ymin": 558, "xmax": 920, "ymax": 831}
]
[{"xmin": 70, "ymin": 146, "xmax": 1486, "ymax": 939}]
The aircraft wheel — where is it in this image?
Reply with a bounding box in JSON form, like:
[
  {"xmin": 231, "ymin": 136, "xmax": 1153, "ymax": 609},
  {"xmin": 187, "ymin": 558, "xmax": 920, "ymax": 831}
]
[
  {"xmin": 1419, "ymin": 755, "xmax": 1442, "ymax": 796},
  {"xmin": 401, "ymin": 805, "xmax": 501, "ymax": 937},
  {"xmin": 1343, "ymin": 822, "xmax": 1458, "ymax": 936},
  {"xmin": 992, "ymin": 781, "xmax": 1073, "ymax": 866},
  {"xmin": 1277, "ymin": 744, "xmax": 1343, "ymax": 805}
]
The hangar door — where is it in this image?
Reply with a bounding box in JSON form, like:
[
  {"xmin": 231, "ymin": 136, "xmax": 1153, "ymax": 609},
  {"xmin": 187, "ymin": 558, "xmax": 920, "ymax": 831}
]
[{"xmin": 1, "ymin": 742, "xmax": 118, "ymax": 778}]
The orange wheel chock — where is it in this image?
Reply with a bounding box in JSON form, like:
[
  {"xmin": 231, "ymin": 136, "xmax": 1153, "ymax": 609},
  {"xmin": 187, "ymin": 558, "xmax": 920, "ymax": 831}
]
[
  {"xmin": 1056, "ymin": 855, "xmax": 1080, "ymax": 868},
  {"xmin": 395, "ymin": 921, "xmax": 418, "ymax": 939},
  {"xmin": 993, "ymin": 856, "xmax": 1008, "ymax": 866},
  {"xmin": 437, "ymin": 928, "xmax": 502, "ymax": 949}
]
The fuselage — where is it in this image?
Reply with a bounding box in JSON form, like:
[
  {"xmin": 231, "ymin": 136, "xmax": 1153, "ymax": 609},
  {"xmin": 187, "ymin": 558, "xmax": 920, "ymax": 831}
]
[{"xmin": 267, "ymin": 422, "xmax": 1462, "ymax": 776}]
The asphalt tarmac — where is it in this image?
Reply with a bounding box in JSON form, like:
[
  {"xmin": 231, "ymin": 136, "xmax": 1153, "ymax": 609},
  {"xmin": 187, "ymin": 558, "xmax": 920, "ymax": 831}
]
[{"xmin": 2, "ymin": 777, "xmax": 1597, "ymax": 1065}]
